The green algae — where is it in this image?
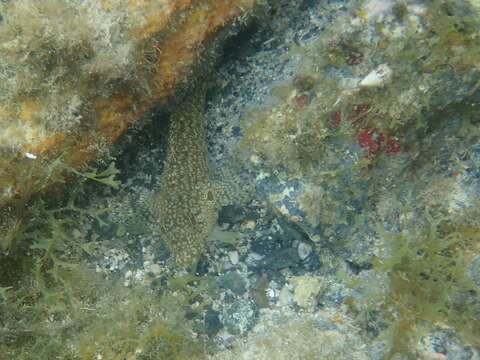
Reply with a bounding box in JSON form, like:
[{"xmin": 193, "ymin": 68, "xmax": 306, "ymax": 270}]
[
  {"xmin": 373, "ymin": 206, "xmax": 480, "ymax": 358},
  {"xmin": 342, "ymin": 109, "xmax": 480, "ymax": 358},
  {"xmin": 0, "ymin": 168, "xmax": 210, "ymax": 359}
]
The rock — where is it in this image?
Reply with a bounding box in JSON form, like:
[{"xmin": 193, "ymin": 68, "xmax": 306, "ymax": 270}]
[
  {"xmin": 218, "ymin": 271, "xmax": 247, "ymax": 296},
  {"xmin": 218, "ymin": 205, "xmax": 247, "ymax": 228},
  {"xmin": 225, "ymin": 0, "xmax": 480, "ymax": 244},
  {"xmin": 290, "ymin": 275, "xmax": 325, "ymax": 311},
  {"xmin": 223, "ymin": 298, "xmax": 257, "ymax": 335},
  {"xmin": 204, "ymin": 308, "xmax": 223, "ymax": 338},
  {"xmin": 0, "ymin": 0, "xmax": 259, "ymax": 221},
  {"xmin": 297, "ymin": 242, "xmax": 312, "ymax": 260}
]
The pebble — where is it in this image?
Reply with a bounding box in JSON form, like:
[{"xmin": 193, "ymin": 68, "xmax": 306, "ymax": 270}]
[
  {"xmin": 360, "ymin": 64, "xmax": 392, "ymax": 88},
  {"xmin": 218, "ymin": 271, "xmax": 247, "ymax": 295},
  {"xmin": 204, "ymin": 308, "xmax": 223, "ymax": 338},
  {"xmin": 297, "ymin": 242, "xmax": 313, "ymax": 260},
  {"xmin": 290, "ymin": 275, "xmax": 325, "ymax": 311},
  {"xmin": 228, "ymin": 251, "xmax": 240, "ymax": 265}
]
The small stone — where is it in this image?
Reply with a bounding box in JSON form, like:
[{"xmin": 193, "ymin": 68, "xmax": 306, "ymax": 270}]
[
  {"xmin": 278, "ymin": 284, "xmax": 294, "ymax": 307},
  {"xmin": 360, "ymin": 64, "xmax": 392, "ymax": 88},
  {"xmin": 149, "ymin": 263, "xmax": 162, "ymax": 275},
  {"xmin": 218, "ymin": 271, "xmax": 247, "ymax": 295},
  {"xmin": 228, "ymin": 251, "xmax": 240, "ymax": 265},
  {"xmin": 290, "ymin": 275, "xmax": 324, "ymax": 311},
  {"xmin": 297, "ymin": 242, "xmax": 313, "ymax": 260},
  {"xmin": 242, "ymin": 220, "xmax": 256, "ymax": 230},
  {"xmin": 204, "ymin": 308, "xmax": 223, "ymax": 338}
]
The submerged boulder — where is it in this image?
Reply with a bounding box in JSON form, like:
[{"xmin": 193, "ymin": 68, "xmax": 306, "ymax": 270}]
[{"xmin": 0, "ymin": 0, "xmax": 257, "ymax": 214}]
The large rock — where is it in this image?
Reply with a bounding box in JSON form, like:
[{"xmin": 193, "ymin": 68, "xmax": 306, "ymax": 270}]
[{"xmin": 0, "ymin": 0, "xmax": 257, "ymax": 211}]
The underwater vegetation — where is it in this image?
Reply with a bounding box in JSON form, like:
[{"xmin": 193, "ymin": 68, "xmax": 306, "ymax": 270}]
[
  {"xmin": 378, "ymin": 209, "xmax": 480, "ymax": 358},
  {"xmin": 342, "ymin": 195, "xmax": 480, "ymax": 359},
  {"xmin": 0, "ymin": 170, "xmax": 216, "ymax": 359},
  {"xmin": 337, "ymin": 95, "xmax": 480, "ymax": 359},
  {"xmin": 0, "ymin": 0, "xmax": 480, "ymax": 358}
]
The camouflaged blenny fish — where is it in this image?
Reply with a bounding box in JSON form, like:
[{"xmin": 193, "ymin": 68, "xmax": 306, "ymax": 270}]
[{"xmin": 151, "ymin": 86, "xmax": 218, "ymax": 269}]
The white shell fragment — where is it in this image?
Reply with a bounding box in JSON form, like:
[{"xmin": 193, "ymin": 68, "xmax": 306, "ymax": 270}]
[{"xmin": 360, "ymin": 63, "xmax": 392, "ymax": 88}]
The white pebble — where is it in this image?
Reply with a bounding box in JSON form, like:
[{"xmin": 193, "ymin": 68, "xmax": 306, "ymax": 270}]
[
  {"xmin": 278, "ymin": 284, "xmax": 293, "ymax": 307},
  {"xmin": 297, "ymin": 242, "xmax": 313, "ymax": 260},
  {"xmin": 360, "ymin": 64, "xmax": 392, "ymax": 88},
  {"xmin": 228, "ymin": 251, "xmax": 240, "ymax": 265},
  {"xmin": 149, "ymin": 264, "xmax": 162, "ymax": 275}
]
